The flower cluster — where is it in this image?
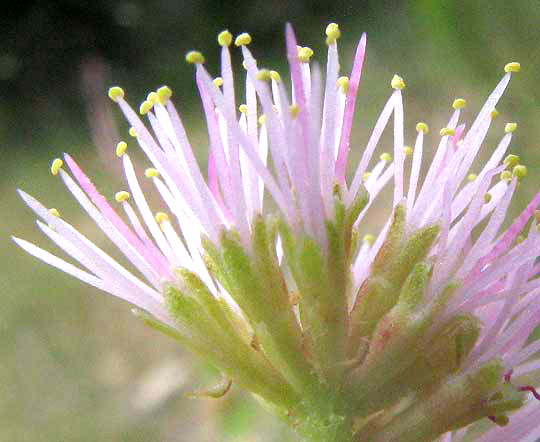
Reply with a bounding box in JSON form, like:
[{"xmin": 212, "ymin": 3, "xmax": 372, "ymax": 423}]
[{"xmin": 14, "ymin": 23, "xmax": 540, "ymax": 442}]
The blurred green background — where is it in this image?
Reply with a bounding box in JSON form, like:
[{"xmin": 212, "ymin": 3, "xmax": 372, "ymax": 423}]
[{"xmin": 1, "ymin": 1, "xmax": 539, "ymax": 441}]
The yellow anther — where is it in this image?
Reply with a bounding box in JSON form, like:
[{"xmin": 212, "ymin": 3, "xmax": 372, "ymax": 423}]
[
  {"xmin": 238, "ymin": 104, "xmax": 248, "ymax": 114},
  {"xmin": 258, "ymin": 115, "xmax": 266, "ymax": 125},
  {"xmin": 517, "ymin": 234, "xmax": 525, "ymax": 244},
  {"xmin": 500, "ymin": 170, "xmax": 512, "ymax": 182},
  {"xmin": 325, "ymin": 23, "xmax": 341, "ymax": 45},
  {"xmin": 380, "ymin": 152, "xmax": 392, "ymax": 163},
  {"xmin": 108, "ymin": 86, "xmax": 125, "ymax": 102},
  {"xmin": 185, "ymin": 51, "xmax": 205, "ymax": 64},
  {"xmin": 362, "ymin": 172, "xmax": 371, "ymax": 182},
  {"xmin": 147, "ymin": 92, "xmax": 160, "ymax": 104},
  {"xmin": 452, "ymin": 98, "xmax": 467, "ymax": 109},
  {"xmin": 391, "ymin": 74, "xmax": 405, "ymax": 90},
  {"xmin": 139, "ymin": 100, "xmax": 154, "ymax": 115},
  {"xmin": 48, "ymin": 208, "xmax": 60, "ymax": 218},
  {"xmin": 270, "ymin": 70, "xmax": 281, "ymax": 82},
  {"xmin": 504, "ymin": 62, "xmax": 521, "ymax": 73},
  {"xmin": 503, "ymin": 154, "xmax": 520, "ymax": 168},
  {"xmin": 337, "ymin": 76, "xmax": 350, "ymax": 93},
  {"xmin": 440, "ymin": 127, "xmax": 456, "ymax": 136},
  {"xmin": 298, "ymin": 46, "xmax": 314, "ymax": 62},
  {"xmin": 403, "ymin": 146, "xmax": 413, "ymax": 156},
  {"xmin": 505, "ymin": 122, "xmax": 517, "ymax": 133},
  {"xmin": 157, "ymin": 85, "xmax": 172, "ymax": 104},
  {"xmin": 145, "ymin": 168, "xmax": 159, "ymax": 178},
  {"xmin": 513, "ymin": 164, "xmax": 527, "ymax": 179},
  {"xmin": 490, "ymin": 108, "xmax": 499, "ymax": 119},
  {"xmin": 289, "ymin": 104, "xmax": 299, "ymax": 118},
  {"xmin": 51, "ymin": 158, "xmax": 63, "ymax": 176},
  {"xmin": 218, "ymin": 30, "xmax": 233, "ymax": 47},
  {"xmin": 115, "ymin": 191, "xmax": 130, "ymax": 202},
  {"xmin": 363, "ymin": 234, "xmax": 375, "ymax": 245},
  {"xmin": 155, "ymin": 212, "xmax": 169, "ymax": 224},
  {"xmin": 256, "ymin": 69, "xmax": 271, "ymax": 81},
  {"xmin": 235, "ymin": 33, "xmax": 252, "ymax": 46},
  {"xmin": 242, "ymin": 60, "xmax": 249, "ymax": 70},
  {"xmin": 116, "ymin": 141, "xmax": 128, "ymax": 157},
  {"xmin": 467, "ymin": 173, "xmax": 477, "ymax": 182},
  {"xmin": 484, "ymin": 193, "xmax": 492, "ymax": 204},
  {"xmin": 213, "ymin": 77, "xmax": 224, "ymax": 87},
  {"xmin": 129, "ymin": 127, "xmax": 137, "ymax": 137},
  {"xmin": 416, "ymin": 122, "xmax": 429, "ymax": 134}
]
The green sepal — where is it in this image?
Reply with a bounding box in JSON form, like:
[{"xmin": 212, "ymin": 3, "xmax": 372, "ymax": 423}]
[
  {"xmin": 345, "ymin": 186, "xmax": 369, "ymax": 228},
  {"xmin": 409, "ymin": 313, "xmax": 481, "ymax": 393},
  {"xmin": 348, "ymin": 205, "xmax": 407, "ymax": 353},
  {"xmin": 345, "ymin": 274, "xmax": 457, "ymax": 414},
  {"xmin": 366, "ymin": 360, "xmax": 505, "ymax": 442},
  {"xmin": 163, "ymin": 283, "xmax": 300, "ymax": 409},
  {"xmin": 295, "ymin": 232, "xmax": 347, "ymax": 378},
  {"xmin": 362, "ymin": 262, "xmax": 429, "ymax": 363},
  {"xmin": 389, "ymin": 224, "xmax": 440, "ymax": 286},
  {"xmin": 370, "ymin": 203, "xmax": 406, "ymax": 274},
  {"xmin": 219, "ymin": 227, "xmax": 314, "ymax": 393}
]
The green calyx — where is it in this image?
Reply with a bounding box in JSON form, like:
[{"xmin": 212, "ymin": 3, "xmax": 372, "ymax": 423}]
[
  {"xmin": 348, "ymin": 204, "xmax": 440, "ymax": 356},
  {"xmin": 134, "ymin": 201, "xmax": 527, "ymax": 442}
]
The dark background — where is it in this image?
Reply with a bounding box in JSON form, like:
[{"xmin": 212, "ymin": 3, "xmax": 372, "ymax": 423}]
[{"xmin": 1, "ymin": 1, "xmax": 539, "ymax": 441}]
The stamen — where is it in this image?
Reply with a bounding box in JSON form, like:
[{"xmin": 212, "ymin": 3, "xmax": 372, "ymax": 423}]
[
  {"xmin": 513, "ymin": 165, "xmax": 527, "ymax": 180},
  {"xmin": 297, "ymin": 46, "xmax": 314, "ymax": 62},
  {"xmin": 505, "ymin": 122, "xmax": 517, "ymax": 133},
  {"xmin": 440, "ymin": 127, "xmax": 456, "ymax": 136},
  {"xmin": 468, "ymin": 173, "xmax": 478, "ymax": 182},
  {"xmin": 213, "ymin": 77, "xmax": 224, "ymax": 87},
  {"xmin": 145, "ymin": 168, "xmax": 159, "ymax": 178},
  {"xmin": 391, "ymin": 74, "xmax": 405, "ymax": 90},
  {"xmin": 325, "ymin": 22, "xmax": 341, "ymax": 45},
  {"xmin": 48, "ymin": 208, "xmax": 60, "ymax": 218},
  {"xmin": 139, "ymin": 100, "xmax": 153, "ymax": 115},
  {"xmin": 234, "ymin": 32, "xmax": 251, "ymax": 46},
  {"xmin": 504, "ymin": 62, "xmax": 521, "ymax": 73},
  {"xmin": 147, "ymin": 92, "xmax": 160, "ymax": 104},
  {"xmin": 115, "ymin": 191, "xmax": 130, "ymax": 202},
  {"xmin": 380, "ymin": 152, "xmax": 392, "ymax": 163},
  {"xmin": 416, "ymin": 122, "xmax": 429, "ymax": 133},
  {"xmin": 154, "ymin": 211, "xmax": 169, "ymax": 225},
  {"xmin": 337, "ymin": 76, "xmax": 350, "ymax": 93},
  {"xmin": 238, "ymin": 104, "xmax": 247, "ymax": 114},
  {"xmin": 269, "ymin": 70, "xmax": 281, "ymax": 82},
  {"xmin": 156, "ymin": 85, "xmax": 172, "ymax": 104},
  {"xmin": 452, "ymin": 98, "xmax": 467, "ymax": 109},
  {"xmin": 491, "ymin": 108, "xmax": 499, "ymax": 119},
  {"xmin": 108, "ymin": 86, "xmax": 124, "ymax": 102},
  {"xmin": 185, "ymin": 51, "xmax": 205, "ymax": 64},
  {"xmin": 403, "ymin": 146, "xmax": 413, "ymax": 156},
  {"xmin": 504, "ymin": 154, "xmax": 520, "ymax": 168},
  {"xmin": 217, "ymin": 30, "xmax": 233, "ymax": 47},
  {"xmin": 363, "ymin": 234, "xmax": 375, "ymax": 245},
  {"xmin": 51, "ymin": 158, "xmax": 63, "ymax": 175},
  {"xmin": 129, "ymin": 127, "xmax": 137, "ymax": 137},
  {"xmin": 256, "ymin": 69, "xmax": 271, "ymax": 81},
  {"xmin": 116, "ymin": 141, "xmax": 128, "ymax": 157}
]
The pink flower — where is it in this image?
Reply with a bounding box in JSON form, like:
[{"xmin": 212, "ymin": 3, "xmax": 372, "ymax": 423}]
[{"xmin": 13, "ymin": 23, "xmax": 540, "ymax": 441}]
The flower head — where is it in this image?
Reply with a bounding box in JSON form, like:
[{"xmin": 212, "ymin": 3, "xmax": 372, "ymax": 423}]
[{"xmin": 13, "ymin": 23, "xmax": 540, "ymax": 442}]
